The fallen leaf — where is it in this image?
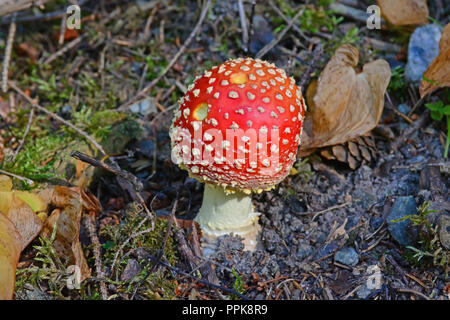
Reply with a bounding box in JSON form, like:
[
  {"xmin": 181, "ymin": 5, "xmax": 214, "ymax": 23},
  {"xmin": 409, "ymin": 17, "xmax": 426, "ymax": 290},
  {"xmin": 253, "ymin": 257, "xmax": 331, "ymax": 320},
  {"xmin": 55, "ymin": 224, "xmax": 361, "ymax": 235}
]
[
  {"xmin": 14, "ymin": 42, "xmax": 39, "ymax": 63},
  {"xmin": 0, "ymin": 176, "xmax": 44, "ymax": 250},
  {"xmin": 378, "ymin": 0, "xmax": 428, "ymax": 26},
  {"xmin": 4, "ymin": 195, "xmax": 43, "ymax": 251},
  {"xmin": 40, "ymin": 186, "xmax": 91, "ymax": 282},
  {"xmin": 0, "ymin": 174, "xmax": 12, "ymax": 191},
  {"xmin": 420, "ymin": 23, "xmax": 450, "ymax": 98},
  {"xmin": 299, "ymin": 44, "xmax": 391, "ymax": 156},
  {"xmin": 52, "ymin": 28, "xmax": 80, "ymax": 42},
  {"xmin": 0, "ymin": 213, "xmax": 22, "ymax": 300}
]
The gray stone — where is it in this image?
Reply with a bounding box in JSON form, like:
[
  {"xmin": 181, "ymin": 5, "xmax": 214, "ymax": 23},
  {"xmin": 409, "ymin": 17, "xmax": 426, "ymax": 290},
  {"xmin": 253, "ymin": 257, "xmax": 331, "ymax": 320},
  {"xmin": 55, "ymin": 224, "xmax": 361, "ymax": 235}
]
[
  {"xmin": 387, "ymin": 196, "xmax": 418, "ymax": 246},
  {"xmin": 297, "ymin": 243, "xmax": 314, "ymax": 260},
  {"xmin": 129, "ymin": 97, "xmax": 157, "ymax": 116},
  {"xmin": 356, "ymin": 284, "xmax": 372, "ymax": 299},
  {"xmin": 398, "ymin": 103, "xmax": 411, "ymax": 115},
  {"xmin": 405, "ymin": 24, "xmax": 442, "ymax": 84},
  {"xmin": 334, "ymin": 247, "xmax": 359, "ymax": 267}
]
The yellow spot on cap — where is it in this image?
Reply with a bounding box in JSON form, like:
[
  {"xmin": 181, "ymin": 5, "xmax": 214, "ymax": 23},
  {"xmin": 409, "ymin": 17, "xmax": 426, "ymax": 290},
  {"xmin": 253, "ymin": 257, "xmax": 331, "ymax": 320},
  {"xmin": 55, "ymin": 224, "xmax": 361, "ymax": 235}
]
[
  {"xmin": 230, "ymin": 72, "xmax": 248, "ymax": 85},
  {"xmin": 193, "ymin": 102, "xmax": 208, "ymax": 120}
]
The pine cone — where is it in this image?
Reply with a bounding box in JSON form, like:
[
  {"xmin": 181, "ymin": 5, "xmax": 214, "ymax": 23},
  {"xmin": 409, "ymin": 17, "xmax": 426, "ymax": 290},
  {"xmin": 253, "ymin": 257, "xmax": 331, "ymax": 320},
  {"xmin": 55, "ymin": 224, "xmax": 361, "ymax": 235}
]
[{"xmin": 318, "ymin": 134, "xmax": 377, "ymax": 170}]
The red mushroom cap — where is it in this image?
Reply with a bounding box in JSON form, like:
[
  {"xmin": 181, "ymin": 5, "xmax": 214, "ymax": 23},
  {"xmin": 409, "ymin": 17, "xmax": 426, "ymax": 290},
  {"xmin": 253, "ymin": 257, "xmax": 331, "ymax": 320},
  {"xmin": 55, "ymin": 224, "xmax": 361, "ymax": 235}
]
[{"xmin": 170, "ymin": 57, "xmax": 306, "ymax": 192}]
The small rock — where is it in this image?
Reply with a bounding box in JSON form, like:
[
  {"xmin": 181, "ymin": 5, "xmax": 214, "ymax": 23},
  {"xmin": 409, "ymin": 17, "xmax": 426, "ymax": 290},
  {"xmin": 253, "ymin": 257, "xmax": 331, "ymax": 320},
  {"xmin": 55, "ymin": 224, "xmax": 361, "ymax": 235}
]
[
  {"xmin": 356, "ymin": 284, "xmax": 372, "ymax": 299},
  {"xmin": 129, "ymin": 97, "xmax": 157, "ymax": 116},
  {"xmin": 405, "ymin": 24, "xmax": 442, "ymax": 84},
  {"xmin": 334, "ymin": 247, "xmax": 359, "ymax": 267},
  {"xmin": 297, "ymin": 243, "xmax": 313, "ymax": 260},
  {"xmin": 249, "ymin": 15, "xmax": 275, "ymax": 55},
  {"xmin": 397, "ymin": 103, "xmax": 411, "ymax": 115},
  {"xmin": 438, "ymin": 215, "xmax": 450, "ymax": 250},
  {"xmin": 387, "ymin": 196, "xmax": 418, "ymax": 247},
  {"xmin": 121, "ymin": 259, "xmax": 141, "ymax": 282}
]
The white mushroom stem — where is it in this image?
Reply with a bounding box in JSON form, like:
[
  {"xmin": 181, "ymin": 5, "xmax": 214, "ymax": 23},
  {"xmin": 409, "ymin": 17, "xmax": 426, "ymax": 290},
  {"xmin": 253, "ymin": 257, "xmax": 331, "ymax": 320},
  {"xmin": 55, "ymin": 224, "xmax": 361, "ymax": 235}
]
[{"xmin": 195, "ymin": 183, "xmax": 260, "ymax": 256}]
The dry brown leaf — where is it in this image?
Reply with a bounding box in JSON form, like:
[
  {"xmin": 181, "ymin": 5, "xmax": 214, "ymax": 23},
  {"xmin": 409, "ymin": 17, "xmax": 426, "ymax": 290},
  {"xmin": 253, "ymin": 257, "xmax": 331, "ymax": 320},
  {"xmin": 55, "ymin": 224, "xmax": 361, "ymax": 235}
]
[
  {"xmin": 0, "ymin": 176, "xmax": 45, "ymax": 250},
  {"xmin": 4, "ymin": 195, "xmax": 43, "ymax": 251},
  {"xmin": 40, "ymin": 186, "xmax": 91, "ymax": 282},
  {"xmin": 378, "ymin": 0, "xmax": 428, "ymax": 26},
  {"xmin": 0, "ymin": 213, "xmax": 22, "ymax": 300},
  {"xmin": 420, "ymin": 23, "xmax": 450, "ymax": 98},
  {"xmin": 299, "ymin": 44, "xmax": 391, "ymax": 156}
]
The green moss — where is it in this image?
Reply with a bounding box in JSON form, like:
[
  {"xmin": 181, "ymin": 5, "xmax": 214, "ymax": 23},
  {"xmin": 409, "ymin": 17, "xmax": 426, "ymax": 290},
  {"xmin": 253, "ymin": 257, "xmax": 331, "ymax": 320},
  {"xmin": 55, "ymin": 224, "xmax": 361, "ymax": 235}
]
[{"xmin": 1, "ymin": 133, "xmax": 68, "ymax": 185}]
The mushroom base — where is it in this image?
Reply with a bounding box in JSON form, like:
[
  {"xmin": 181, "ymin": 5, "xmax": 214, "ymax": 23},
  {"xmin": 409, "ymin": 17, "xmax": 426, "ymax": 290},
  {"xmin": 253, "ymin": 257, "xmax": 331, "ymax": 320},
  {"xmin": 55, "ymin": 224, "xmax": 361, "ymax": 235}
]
[{"xmin": 195, "ymin": 184, "xmax": 260, "ymax": 256}]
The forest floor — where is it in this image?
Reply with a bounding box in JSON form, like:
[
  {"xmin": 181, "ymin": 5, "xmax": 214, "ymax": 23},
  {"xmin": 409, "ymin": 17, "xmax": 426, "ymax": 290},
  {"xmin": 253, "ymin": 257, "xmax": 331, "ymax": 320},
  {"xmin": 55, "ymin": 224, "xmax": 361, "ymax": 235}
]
[{"xmin": 0, "ymin": 0, "xmax": 449, "ymax": 300}]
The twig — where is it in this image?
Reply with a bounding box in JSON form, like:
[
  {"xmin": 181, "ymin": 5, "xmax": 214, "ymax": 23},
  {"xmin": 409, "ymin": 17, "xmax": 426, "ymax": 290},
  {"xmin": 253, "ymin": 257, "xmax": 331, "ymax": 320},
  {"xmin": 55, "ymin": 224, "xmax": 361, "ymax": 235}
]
[
  {"xmin": 247, "ymin": 0, "xmax": 257, "ymax": 45},
  {"xmin": 58, "ymin": 13, "xmax": 67, "ymax": 46},
  {"xmin": 0, "ymin": 169, "xmax": 34, "ymax": 186},
  {"xmin": 70, "ymin": 151, "xmax": 143, "ymax": 191},
  {"xmin": 237, "ymin": 0, "xmax": 249, "ymax": 52},
  {"xmin": 83, "ymin": 214, "xmax": 108, "ymax": 299},
  {"xmin": 144, "ymin": 1, "xmax": 161, "ymax": 38},
  {"xmin": 9, "ymin": 81, "xmax": 107, "ymax": 156},
  {"xmin": 397, "ymin": 288, "xmax": 430, "ymax": 300},
  {"xmin": 118, "ymin": 0, "xmax": 212, "ymax": 111},
  {"xmin": 299, "ymin": 43, "xmax": 323, "ymax": 90},
  {"xmin": 295, "ymin": 202, "xmax": 351, "ymax": 221},
  {"xmin": 268, "ymin": 1, "xmax": 313, "ymax": 44},
  {"xmin": 390, "ymin": 110, "xmax": 429, "ymax": 152},
  {"xmin": 256, "ymin": 7, "xmax": 305, "ymax": 59},
  {"xmin": 41, "ymin": 35, "xmax": 84, "ymax": 65},
  {"xmin": 2, "ymin": 13, "xmax": 16, "ymax": 93},
  {"xmin": 11, "ymin": 107, "xmax": 34, "ymax": 162}
]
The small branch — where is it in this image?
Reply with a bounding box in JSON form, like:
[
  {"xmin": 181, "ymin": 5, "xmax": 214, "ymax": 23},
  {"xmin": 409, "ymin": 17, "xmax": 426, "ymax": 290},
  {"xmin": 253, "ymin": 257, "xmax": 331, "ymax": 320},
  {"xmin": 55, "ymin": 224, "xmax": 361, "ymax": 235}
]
[
  {"xmin": 237, "ymin": 0, "xmax": 249, "ymax": 52},
  {"xmin": 70, "ymin": 151, "xmax": 143, "ymax": 192},
  {"xmin": 2, "ymin": 13, "xmax": 16, "ymax": 93},
  {"xmin": 0, "ymin": 169, "xmax": 34, "ymax": 186},
  {"xmin": 268, "ymin": 1, "xmax": 313, "ymax": 44},
  {"xmin": 295, "ymin": 202, "xmax": 351, "ymax": 222},
  {"xmin": 390, "ymin": 110, "xmax": 429, "ymax": 152},
  {"xmin": 256, "ymin": 7, "xmax": 304, "ymax": 59},
  {"xmin": 58, "ymin": 13, "xmax": 67, "ymax": 46},
  {"xmin": 118, "ymin": 0, "xmax": 212, "ymax": 111},
  {"xmin": 83, "ymin": 214, "xmax": 108, "ymax": 299},
  {"xmin": 397, "ymin": 288, "xmax": 430, "ymax": 300},
  {"xmin": 42, "ymin": 35, "xmax": 84, "ymax": 65}
]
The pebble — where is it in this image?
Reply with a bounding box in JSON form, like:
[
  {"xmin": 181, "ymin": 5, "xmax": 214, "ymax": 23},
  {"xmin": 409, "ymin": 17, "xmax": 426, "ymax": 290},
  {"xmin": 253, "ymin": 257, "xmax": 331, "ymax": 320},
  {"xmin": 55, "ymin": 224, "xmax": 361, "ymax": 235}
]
[
  {"xmin": 334, "ymin": 247, "xmax": 359, "ymax": 267},
  {"xmin": 249, "ymin": 15, "xmax": 275, "ymax": 55},
  {"xmin": 405, "ymin": 24, "xmax": 442, "ymax": 84},
  {"xmin": 297, "ymin": 243, "xmax": 313, "ymax": 260},
  {"xmin": 356, "ymin": 284, "xmax": 372, "ymax": 299},
  {"xmin": 129, "ymin": 97, "xmax": 157, "ymax": 116},
  {"xmin": 387, "ymin": 196, "xmax": 418, "ymax": 247}
]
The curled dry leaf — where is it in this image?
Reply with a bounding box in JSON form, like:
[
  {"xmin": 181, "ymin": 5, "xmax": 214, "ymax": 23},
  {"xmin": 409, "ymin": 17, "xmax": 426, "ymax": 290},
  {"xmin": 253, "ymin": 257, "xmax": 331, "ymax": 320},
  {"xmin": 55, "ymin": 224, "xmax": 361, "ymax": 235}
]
[
  {"xmin": 40, "ymin": 186, "xmax": 91, "ymax": 282},
  {"xmin": 420, "ymin": 23, "xmax": 450, "ymax": 98},
  {"xmin": 0, "ymin": 175, "xmax": 44, "ymax": 250},
  {"xmin": 0, "ymin": 213, "xmax": 22, "ymax": 300},
  {"xmin": 378, "ymin": 0, "xmax": 428, "ymax": 26},
  {"xmin": 299, "ymin": 44, "xmax": 391, "ymax": 157}
]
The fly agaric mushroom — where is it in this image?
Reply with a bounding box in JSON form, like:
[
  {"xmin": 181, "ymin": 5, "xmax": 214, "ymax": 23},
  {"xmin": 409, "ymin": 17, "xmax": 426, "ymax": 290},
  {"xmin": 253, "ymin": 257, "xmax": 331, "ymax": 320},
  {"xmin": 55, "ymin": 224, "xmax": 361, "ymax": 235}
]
[{"xmin": 170, "ymin": 57, "xmax": 306, "ymax": 255}]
